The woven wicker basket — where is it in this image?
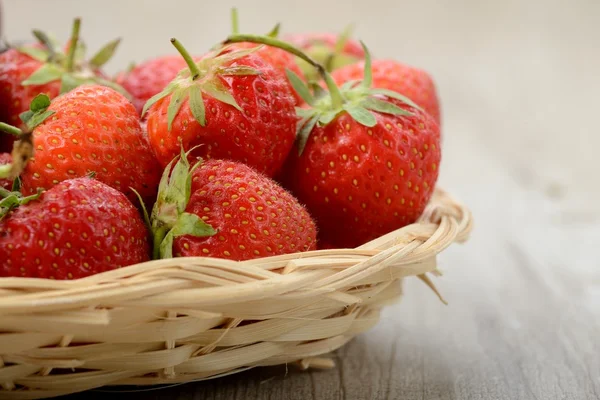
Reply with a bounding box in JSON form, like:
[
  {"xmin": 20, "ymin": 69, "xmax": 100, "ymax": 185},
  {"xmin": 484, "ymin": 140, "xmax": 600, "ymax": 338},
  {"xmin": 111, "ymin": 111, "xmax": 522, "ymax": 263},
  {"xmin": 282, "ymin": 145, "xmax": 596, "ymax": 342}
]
[{"xmin": 0, "ymin": 188, "xmax": 471, "ymax": 399}]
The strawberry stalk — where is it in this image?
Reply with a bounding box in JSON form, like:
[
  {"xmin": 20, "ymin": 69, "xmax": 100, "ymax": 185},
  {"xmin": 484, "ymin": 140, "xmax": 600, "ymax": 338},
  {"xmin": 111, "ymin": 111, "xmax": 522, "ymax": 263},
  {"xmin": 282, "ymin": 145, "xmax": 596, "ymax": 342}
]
[
  {"xmin": 0, "ymin": 122, "xmax": 22, "ymax": 137},
  {"xmin": 170, "ymin": 38, "xmax": 201, "ymax": 80},
  {"xmin": 142, "ymin": 38, "xmax": 262, "ymax": 129},
  {"xmin": 65, "ymin": 17, "xmax": 81, "ymax": 72},
  {"xmin": 224, "ymin": 34, "xmax": 344, "ymax": 108},
  {"xmin": 224, "ymin": 34, "xmax": 421, "ymax": 154},
  {"xmin": 231, "ymin": 8, "xmax": 240, "ymax": 35}
]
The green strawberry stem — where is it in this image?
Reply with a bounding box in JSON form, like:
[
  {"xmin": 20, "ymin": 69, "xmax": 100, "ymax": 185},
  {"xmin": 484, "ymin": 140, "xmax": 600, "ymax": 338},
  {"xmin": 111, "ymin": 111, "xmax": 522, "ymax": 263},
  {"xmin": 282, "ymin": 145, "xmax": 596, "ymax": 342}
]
[
  {"xmin": 65, "ymin": 17, "xmax": 81, "ymax": 72},
  {"xmin": 170, "ymin": 38, "xmax": 201, "ymax": 80},
  {"xmin": 224, "ymin": 33, "xmax": 344, "ymax": 109},
  {"xmin": 153, "ymin": 225, "xmax": 168, "ymax": 259},
  {"xmin": 231, "ymin": 8, "xmax": 240, "ymax": 35},
  {"xmin": 0, "ymin": 122, "xmax": 22, "ymax": 137}
]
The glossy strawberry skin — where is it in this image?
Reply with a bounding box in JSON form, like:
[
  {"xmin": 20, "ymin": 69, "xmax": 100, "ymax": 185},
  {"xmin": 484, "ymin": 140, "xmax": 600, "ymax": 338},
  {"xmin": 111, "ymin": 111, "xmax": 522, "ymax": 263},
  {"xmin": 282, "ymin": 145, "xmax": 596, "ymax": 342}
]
[
  {"xmin": 20, "ymin": 85, "xmax": 162, "ymax": 207},
  {"xmin": 0, "ymin": 177, "xmax": 150, "ymax": 279},
  {"xmin": 0, "ymin": 49, "xmax": 62, "ymax": 129},
  {"xmin": 0, "ymin": 153, "xmax": 12, "ymax": 190},
  {"xmin": 332, "ymin": 59, "xmax": 441, "ymax": 124},
  {"xmin": 282, "ymin": 102, "xmax": 440, "ymax": 248},
  {"xmin": 173, "ymin": 159, "xmax": 317, "ymax": 261},
  {"xmin": 225, "ymin": 42, "xmax": 304, "ymax": 104},
  {"xmin": 146, "ymin": 53, "xmax": 297, "ymax": 178},
  {"xmin": 115, "ymin": 56, "xmax": 189, "ymax": 115}
]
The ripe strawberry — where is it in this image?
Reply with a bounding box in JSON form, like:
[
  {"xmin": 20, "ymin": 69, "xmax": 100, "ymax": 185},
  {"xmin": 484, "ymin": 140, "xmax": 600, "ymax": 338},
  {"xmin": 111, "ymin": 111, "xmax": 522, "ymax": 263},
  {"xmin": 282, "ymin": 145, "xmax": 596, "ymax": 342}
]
[
  {"xmin": 150, "ymin": 151, "xmax": 316, "ymax": 261},
  {"xmin": 234, "ymin": 36, "xmax": 441, "ymax": 248},
  {"xmin": 115, "ymin": 56, "xmax": 189, "ymax": 115},
  {"xmin": 0, "ymin": 18, "xmax": 125, "ymax": 130},
  {"xmin": 1, "ymin": 86, "xmax": 162, "ymax": 207},
  {"xmin": 283, "ymin": 29, "xmax": 365, "ymax": 81},
  {"xmin": 0, "ymin": 177, "xmax": 150, "ymax": 279},
  {"xmin": 0, "ymin": 153, "xmax": 12, "ymax": 190},
  {"xmin": 332, "ymin": 59, "xmax": 441, "ymax": 125},
  {"xmin": 144, "ymin": 38, "xmax": 296, "ymax": 177},
  {"xmin": 0, "ymin": 48, "xmax": 61, "ymax": 129}
]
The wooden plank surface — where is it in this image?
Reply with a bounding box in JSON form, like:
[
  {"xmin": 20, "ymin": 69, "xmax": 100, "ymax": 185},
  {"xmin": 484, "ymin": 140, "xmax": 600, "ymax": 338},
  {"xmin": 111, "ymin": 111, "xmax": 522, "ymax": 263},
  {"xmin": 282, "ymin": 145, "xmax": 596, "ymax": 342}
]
[{"xmin": 5, "ymin": 0, "xmax": 597, "ymax": 398}]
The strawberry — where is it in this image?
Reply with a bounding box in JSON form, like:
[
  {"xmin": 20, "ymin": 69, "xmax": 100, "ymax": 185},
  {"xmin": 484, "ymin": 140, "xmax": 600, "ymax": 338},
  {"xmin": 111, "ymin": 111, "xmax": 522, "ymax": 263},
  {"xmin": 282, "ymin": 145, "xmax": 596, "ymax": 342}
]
[
  {"xmin": 0, "ymin": 18, "xmax": 125, "ymax": 130},
  {"xmin": 115, "ymin": 55, "xmax": 189, "ymax": 116},
  {"xmin": 0, "ymin": 177, "xmax": 150, "ymax": 279},
  {"xmin": 332, "ymin": 59, "xmax": 441, "ymax": 125},
  {"xmin": 0, "ymin": 153, "xmax": 12, "ymax": 190},
  {"xmin": 0, "ymin": 87, "xmax": 162, "ymax": 208},
  {"xmin": 143, "ymin": 38, "xmax": 296, "ymax": 177},
  {"xmin": 149, "ymin": 150, "xmax": 316, "ymax": 261},
  {"xmin": 0, "ymin": 48, "xmax": 61, "ymax": 129},
  {"xmin": 283, "ymin": 28, "xmax": 365, "ymax": 81},
  {"xmin": 228, "ymin": 35, "xmax": 441, "ymax": 248}
]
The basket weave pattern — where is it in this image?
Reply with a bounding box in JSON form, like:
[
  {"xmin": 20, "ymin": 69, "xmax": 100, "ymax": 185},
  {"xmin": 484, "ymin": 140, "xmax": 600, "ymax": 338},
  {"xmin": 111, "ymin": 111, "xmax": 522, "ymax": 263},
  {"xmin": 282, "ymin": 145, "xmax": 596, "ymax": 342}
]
[{"xmin": 0, "ymin": 188, "xmax": 471, "ymax": 399}]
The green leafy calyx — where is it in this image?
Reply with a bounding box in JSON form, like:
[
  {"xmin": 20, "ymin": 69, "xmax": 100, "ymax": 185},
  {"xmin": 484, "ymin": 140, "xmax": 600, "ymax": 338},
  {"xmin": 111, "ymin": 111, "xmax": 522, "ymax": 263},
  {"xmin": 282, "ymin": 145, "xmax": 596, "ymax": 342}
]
[
  {"xmin": 150, "ymin": 147, "xmax": 217, "ymax": 259},
  {"xmin": 18, "ymin": 93, "xmax": 56, "ymax": 131},
  {"xmin": 291, "ymin": 39, "xmax": 420, "ymax": 152},
  {"xmin": 224, "ymin": 34, "xmax": 421, "ymax": 155},
  {"xmin": 141, "ymin": 38, "xmax": 261, "ymax": 129},
  {"xmin": 17, "ymin": 18, "xmax": 128, "ymax": 97},
  {"xmin": 0, "ymin": 187, "xmax": 43, "ymax": 220}
]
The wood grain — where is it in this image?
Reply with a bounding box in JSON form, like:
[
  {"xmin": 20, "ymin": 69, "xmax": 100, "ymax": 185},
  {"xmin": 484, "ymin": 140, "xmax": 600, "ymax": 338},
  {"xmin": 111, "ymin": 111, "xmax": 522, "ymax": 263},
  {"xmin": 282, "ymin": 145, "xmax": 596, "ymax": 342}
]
[{"xmin": 10, "ymin": 0, "xmax": 595, "ymax": 398}]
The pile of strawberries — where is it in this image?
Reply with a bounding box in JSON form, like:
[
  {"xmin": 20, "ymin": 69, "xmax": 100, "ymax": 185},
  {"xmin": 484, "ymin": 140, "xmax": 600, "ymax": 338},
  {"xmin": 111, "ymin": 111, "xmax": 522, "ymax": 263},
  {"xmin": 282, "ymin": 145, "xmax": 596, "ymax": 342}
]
[{"xmin": 0, "ymin": 12, "xmax": 442, "ymax": 280}]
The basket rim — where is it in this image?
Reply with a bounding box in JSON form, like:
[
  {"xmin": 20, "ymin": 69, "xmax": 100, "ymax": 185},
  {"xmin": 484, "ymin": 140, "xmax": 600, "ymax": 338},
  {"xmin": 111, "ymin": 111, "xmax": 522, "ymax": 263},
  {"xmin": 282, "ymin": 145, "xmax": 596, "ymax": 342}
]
[{"xmin": 0, "ymin": 187, "xmax": 472, "ymax": 314}]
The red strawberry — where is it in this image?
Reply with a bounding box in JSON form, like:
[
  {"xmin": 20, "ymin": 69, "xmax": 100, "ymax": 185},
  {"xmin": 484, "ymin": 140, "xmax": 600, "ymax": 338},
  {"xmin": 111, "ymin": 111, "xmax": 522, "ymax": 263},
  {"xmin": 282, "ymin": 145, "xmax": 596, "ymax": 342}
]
[
  {"xmin": 0, "ymin": 177, "xmax": 150, "ymax": 279},
  {"xmin": 115, "ymin": 56, "xmax": 189, "ymax": 115},
  {"xmin": 0, "ymin": 153, "xmax": 12, "ymax": 190},
  {"xmin": 0, "ymin": 18, "xmax": 125, "ymax": 130},
  {"xmin": 332, "ymin": 59, "xmax": 441, "ymax": 125},
  {"xmin": 234, "ymin": 36, "xmax": 441, "ymax": 248},
  {"xmin": 3, "ymin": 86, "xmax": 162, "ymax": 207},
  {"xmin": 144, "ymin": 39, "xmax": 296, "ymax": 178},
  {"xmin": 0, "ymin": 48, "xmax": 61, "ymax": 129},
  {"xmin": 150, "ymin": 151, "xmax": 316, "ymax": 261},
  {"xmin": 283, "ymin": 29, "xmax": 365, "ymax": 81},
  {"xmin": 285, "ymin": 106, "xmax": 439, "ymax": 248}
]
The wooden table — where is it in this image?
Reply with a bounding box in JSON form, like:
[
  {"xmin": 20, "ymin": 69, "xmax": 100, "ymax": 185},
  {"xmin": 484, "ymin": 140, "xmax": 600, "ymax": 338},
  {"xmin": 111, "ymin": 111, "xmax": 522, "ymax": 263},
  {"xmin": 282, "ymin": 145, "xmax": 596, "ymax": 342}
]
[{"xmin": 6, "ymin": 0, "xmax": 594, "ymax": 398}]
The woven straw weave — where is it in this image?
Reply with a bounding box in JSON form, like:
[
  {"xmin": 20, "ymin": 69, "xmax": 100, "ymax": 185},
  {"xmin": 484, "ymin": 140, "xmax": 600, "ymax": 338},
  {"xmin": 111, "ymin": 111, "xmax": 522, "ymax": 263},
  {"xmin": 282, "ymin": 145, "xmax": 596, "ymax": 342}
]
[{"xmin": 0, "ymin": 188, "xmax": 472, "ymax": 399}]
